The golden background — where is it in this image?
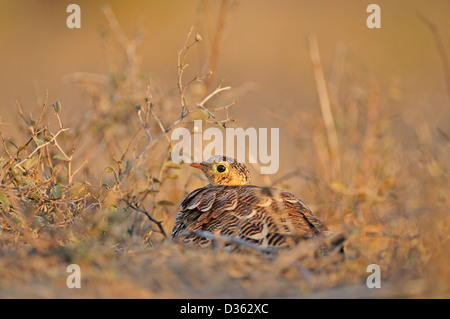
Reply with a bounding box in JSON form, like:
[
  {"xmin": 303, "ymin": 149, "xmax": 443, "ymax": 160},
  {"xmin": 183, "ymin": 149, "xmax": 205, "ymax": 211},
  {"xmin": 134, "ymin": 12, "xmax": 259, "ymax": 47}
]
[{"xmin": 0, "ymin": 0, "xmax": 449, "ymax": 298}]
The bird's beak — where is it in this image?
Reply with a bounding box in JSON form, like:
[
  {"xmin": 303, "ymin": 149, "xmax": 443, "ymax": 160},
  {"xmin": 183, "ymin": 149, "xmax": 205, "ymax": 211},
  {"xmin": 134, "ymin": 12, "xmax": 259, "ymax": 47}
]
[{"xmin": 190, "ymin": 162, "xmax": 206, "ymax": 169}]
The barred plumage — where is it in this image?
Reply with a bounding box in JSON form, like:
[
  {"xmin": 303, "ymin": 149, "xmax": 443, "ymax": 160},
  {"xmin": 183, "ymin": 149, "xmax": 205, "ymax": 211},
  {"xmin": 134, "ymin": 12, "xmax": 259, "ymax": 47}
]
[{"xmin": 172, "ymin": 156, "xmax": 336, "ymax": 251}]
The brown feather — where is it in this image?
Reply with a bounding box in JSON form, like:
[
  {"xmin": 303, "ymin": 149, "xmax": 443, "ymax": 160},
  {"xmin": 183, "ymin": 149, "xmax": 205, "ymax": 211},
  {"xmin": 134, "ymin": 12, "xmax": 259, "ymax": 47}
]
[
  {"xmin": 172, "ymin": 156, "xmax": 338, "ymax": 251},
  {"xmin": 172, "ymin": 185, "xmax": 330, "ymax": 249}
]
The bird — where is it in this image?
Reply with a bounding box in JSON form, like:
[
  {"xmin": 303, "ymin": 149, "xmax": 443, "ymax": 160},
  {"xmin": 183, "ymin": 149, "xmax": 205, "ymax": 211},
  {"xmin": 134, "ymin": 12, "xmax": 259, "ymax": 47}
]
[{"xmin": 172, "ymin": 155, "xmax": 342, "ymax": 253}]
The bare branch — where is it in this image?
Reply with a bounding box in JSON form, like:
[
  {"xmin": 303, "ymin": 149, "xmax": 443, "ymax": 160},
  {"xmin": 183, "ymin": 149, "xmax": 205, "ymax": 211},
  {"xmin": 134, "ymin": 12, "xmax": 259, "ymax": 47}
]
[
  {"xmin": 34, "ymin": 91, "xmax": 49, "ymax": 134},
  {"xmin": 416, "ymin": 11, "xmax": 450, "ymax": 99},
  {"xmin": 179, "ymin": 230, "xmax": 280, "ymax": 254},
  {"xmin": 308, "ymin": 34, "xmax": 341, "ymax": 182},
  {"xmin": 14, "ymin": 128, "xmax": 69, "ymax": 168},
  {"xmin": 123, "ymin": 197, "xmax": 168, "ymax": 239}
]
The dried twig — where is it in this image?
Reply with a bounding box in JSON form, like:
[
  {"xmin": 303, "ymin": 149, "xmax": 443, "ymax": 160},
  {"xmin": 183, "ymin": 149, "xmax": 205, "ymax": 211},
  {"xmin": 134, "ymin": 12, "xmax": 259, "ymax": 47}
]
[
  {"xmin": 119, "ymin": 74, "xmax": 232, "ymax": 181},
  {"xmin": 204, "ymin": 0, "xmax": 235, "ymax": 92},
  {"xmin": 14, "ymin": 128, "xmax": 69, "ymax": 168},
  {"xmin": 102, "ymin": 5, "xmax": 142, "ymax": 80},
  {"xmin": 308, "ymin": 34, "xmax": 341, "ymax": 182},
  {"xmin": 416, "ymin": 11, "xmax": 450, "ymax": 99},
  {"xmin": 123, "ymin": 197, "xmax": 168, "ymax": 239},
  {"xmin": 33, "ymin": 91, "xmax": 49, "ymax": 134},
  {"xmin": 177, "ymin": 26, "xmax": 196, "ymax": 113},
  {"xmin": 146, "ymin": 91, "xmax": 171, "ymax": 145},
  {"xmin": 179, "ymin": 229, "xmax": 280, "ymax": 254}
]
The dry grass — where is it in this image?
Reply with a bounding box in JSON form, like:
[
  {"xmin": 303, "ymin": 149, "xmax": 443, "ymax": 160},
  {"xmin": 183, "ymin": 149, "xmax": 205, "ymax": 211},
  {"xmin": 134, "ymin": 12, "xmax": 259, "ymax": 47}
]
[{"xmin": 0, "ymin": 6, "xmax": 449, "ymax": 299}]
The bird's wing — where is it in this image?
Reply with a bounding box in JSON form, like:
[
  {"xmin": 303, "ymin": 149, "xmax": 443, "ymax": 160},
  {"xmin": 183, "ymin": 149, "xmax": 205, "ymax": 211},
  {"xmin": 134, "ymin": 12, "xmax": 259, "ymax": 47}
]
[
  {"xmin": 172, "ymin": 185, "xmax": 330, "ymax": 248},
  {"xmin": 279, "ymin": 191, "xmax": 330, "ymax": 236}
]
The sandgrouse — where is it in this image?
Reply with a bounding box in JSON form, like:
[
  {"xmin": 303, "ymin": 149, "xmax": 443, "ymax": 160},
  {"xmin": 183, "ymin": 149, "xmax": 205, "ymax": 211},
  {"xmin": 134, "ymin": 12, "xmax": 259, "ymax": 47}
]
[{"xmin": 172, "ymin": 155, "xmax": 338, "ymax": 251}]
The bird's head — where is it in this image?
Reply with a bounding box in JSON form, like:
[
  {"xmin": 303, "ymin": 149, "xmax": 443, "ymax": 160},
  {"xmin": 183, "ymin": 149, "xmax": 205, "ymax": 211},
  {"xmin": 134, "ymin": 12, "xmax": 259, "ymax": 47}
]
[{"xmin": 190, "ymin": 155, "xmax": 251, "ymax": 186}]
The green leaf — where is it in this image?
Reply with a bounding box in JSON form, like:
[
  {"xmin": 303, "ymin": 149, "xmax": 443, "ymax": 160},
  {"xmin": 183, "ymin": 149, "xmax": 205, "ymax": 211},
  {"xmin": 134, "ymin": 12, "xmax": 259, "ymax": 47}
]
[
  {"xmin": 53, "ymin": 101, "xmax": 62, "ymax": 113},
  {"xmin": 104, "ymin": 166, "xmax": 115, "ymax": 173},
  {"xmin": 109, "ymin": 203, "xmax": 118, "ymax": 213},
  {"xmin": 51, "ymin": 184, "xmax": 62, "ymax": 199},
  {"xmin": 21, "ymin": 178, "xmax": 36, "ymax": 187},
  {"xmin": 8, "ymin": 140, "xmax": 19, "ymax": 150},
  {"xmin": 23, "ymin": 156, "xmax": 38, "ymax": 170},
  {"xmin": 53, "ymin": 153, "xmax": 70, "ymax": 161},
  {"xmin": 152, "ymin": 177, "xmax": 161, "ymax": 183},
  {"xmin": 217, "ymin": 121, "xmax": 226, "ymax": 129},
  {"xmin": 69, "ymin": 183, "xmax": 86, "ymax": 198},
  {"xmin": 0, "ymin": 192, "xmax": 10, "ymax": 211},
  {"xmin": 200, "ymin": 109, "xmax": 211, "ymax": 119}
]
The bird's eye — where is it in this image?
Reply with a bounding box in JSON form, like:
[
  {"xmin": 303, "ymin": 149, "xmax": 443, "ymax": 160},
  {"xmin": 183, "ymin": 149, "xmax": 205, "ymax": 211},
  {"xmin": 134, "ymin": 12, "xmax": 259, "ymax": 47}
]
[{"xmin": 215, "ymin": 164, "xmax": 227, "ymax": 173}]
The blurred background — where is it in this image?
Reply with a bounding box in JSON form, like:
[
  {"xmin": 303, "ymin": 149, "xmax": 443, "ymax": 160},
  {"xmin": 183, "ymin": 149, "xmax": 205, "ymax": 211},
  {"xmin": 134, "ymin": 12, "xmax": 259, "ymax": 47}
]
[
  {"xmin": 1, "ymin": 1, "xmax": 449, "ymax": 127},
  {"xmin": 1, "ymin": 0, "xmax": 449, "ymax": 177},
  {"xmin": 0, "ymin": 0, "xmax": 449, "ymax": 298}
]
